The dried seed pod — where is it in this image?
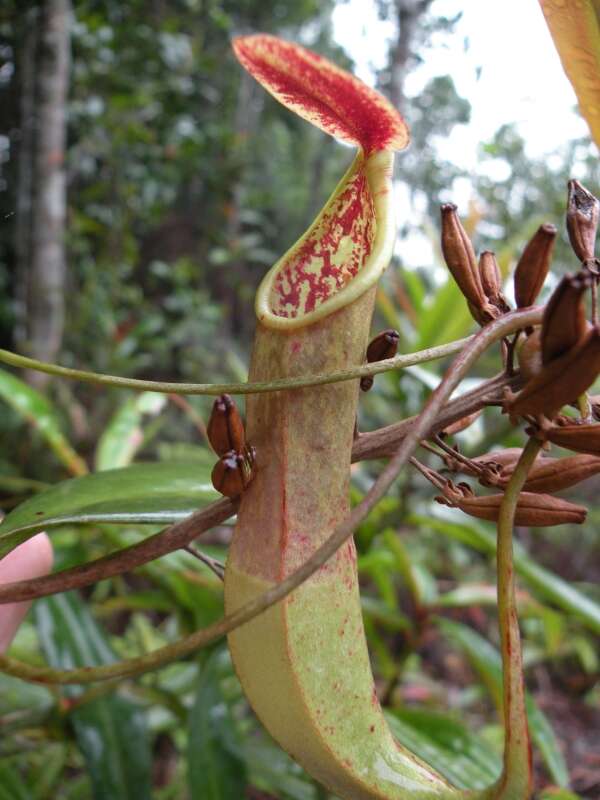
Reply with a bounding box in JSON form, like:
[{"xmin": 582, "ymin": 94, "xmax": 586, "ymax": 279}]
[
  {"xmin": 467, "ymin": 299, "xmax": 501, "ymax": 325},
  {"xmin": 517, "ymin": 328, "xmax": 543, "ymax": 382},
  {"xmin": 541, "ymin": 272, "xmax": 591, "ymax": 365},
  {"xmin": 360, "ymin": 329, "xmax": 399, "ymax": 391},
  {"xmin": 474, "ymin": 448, "xmax": 550, "ymax": 489},
  {"xmin": 436, "ymin": 485, "xmax": 586, "ymax": 526},
  {"xmin": 567, "ymin": 179, "xmax": 599, "ymax": 262},
  {"xmin": 441, "ymin": 204, "xmax": 496, "ymax": 324},
  {"xmin": 519, "ymin": 453, "xmax": 600, "ymax": 493},
  {"xmin": 479, "ymin": 251, "xmax": 511, "ymax": 313},
  {"xmin": 440, "ymin": 409, "xmax": 482, "ymax": 437},
  {"xmin": 443, "ymin": 447, "xmax": 525, "ymax": 477},
  {"xmin": 505, "ymin": 326, "xmax": 600, "ymax": 420},
  {"xmin": 211, "ymin": 448, "xmax": 256, "ymax": 498},
  {"xmin": 472, "ymin": 448, "xmax": 526, "ymax": 469},
  {"xmin": 513, "ymin": 223, "xmax": 556, "ymax": 308},
  {"xmin": 207, "ymin": 394, "xmax": 246, "ymax": 456},
  {"xmin": 544, "ymin": 421, "xmax": 600, "ymax": 456}
]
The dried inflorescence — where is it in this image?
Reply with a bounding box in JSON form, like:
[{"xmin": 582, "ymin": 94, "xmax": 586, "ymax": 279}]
[{"xmin": 430, "ymin": 180, "xmax": 600, "ymax": 530}]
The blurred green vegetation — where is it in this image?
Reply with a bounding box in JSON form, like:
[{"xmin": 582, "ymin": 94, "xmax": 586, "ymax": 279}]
[{"xmin": 0, "ymin": 0, "xmax": 599, "ymax": 798}]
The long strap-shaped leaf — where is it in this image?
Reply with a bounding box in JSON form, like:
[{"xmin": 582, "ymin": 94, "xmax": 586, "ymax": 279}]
[
  {"xmin": 224, "ymin": 34, "xmax": 532, "ymax": 800},
  {"xmin": 539, "ymin": 0, "xmax": 600, "ymax": 148}
]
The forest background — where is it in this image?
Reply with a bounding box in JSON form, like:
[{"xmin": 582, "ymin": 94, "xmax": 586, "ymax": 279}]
[{"xmin": 0, "ymin": 1, "xmax": 598, "ymax": 798}]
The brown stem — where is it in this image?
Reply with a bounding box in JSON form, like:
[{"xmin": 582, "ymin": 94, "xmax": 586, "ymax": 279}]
[
  {"xmin": 408, "ymin": 457, "xmax": 447, "ymax": 491},
  {"xmin": 352, "ymin": 370, "xmax": 522, "ymax": 462},
  {"xmin": 0, "ymin": 498, "xmax": 237, "ymax": 604},
  {"xmin": 431, "ymin": 433, "xmax": 485, "ymax": 475},
  {"xmin": 183, "ymin": 544, "xmax": 225, "ymax": 581}
]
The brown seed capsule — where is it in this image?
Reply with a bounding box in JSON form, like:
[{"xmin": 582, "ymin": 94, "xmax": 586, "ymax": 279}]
[
  {"xmin": 440, "ymin": 409, "xmax": 483, "ymax": 438},
  {"xmin": 440, "ymin": 204, "xmax": 496, "ymax": 324},
  {"xmin": 513, "ymin": 223, "xmax": 556, "ymax": 308},
  {"xmin": 517, "ymin": 329, "xmax": 543, "ymax": 382},
  {"xmin": 544, "ymin": 421, "xmax": 600, "ymax": 456},
  {"xmin": 519, "ymin": 453, "xmax": 600, "ymax": 493},
  {"xmin": 360, "ymin": 329, "xmax": 399, "ymax": 391},
  {"xmin": 540, "ymin": 272, "xmax": 591, "ymax": 365},
  {"xmin": 211, "ymin": 448, "xmax": 256, "ymax": 498},
  {"xmin": 436, "ymin": 484, "xmax": 586, "ymax": 526},
  {"xmin": 505, "ymin": 326, "xmax": 600, "ymax": 420},
  {"xmin": 488, "ymin": 452, "xmax": 600, "ymax": 492},
  {"xmin": 567, "ymin": 179, "xmax": 599, "ymax": 263},
  {"xmin": 207, "ymin": 394, "xmax": 246, "ymax": 456},
  {"xmin": 479, "ymin": 251, "xmax": 511, "ymax": 313}
]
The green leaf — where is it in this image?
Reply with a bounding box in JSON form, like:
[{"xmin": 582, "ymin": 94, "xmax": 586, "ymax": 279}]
[
  {"xmin": 385, "ymin": 708, "xmax": 501, "ymax": 790},
  {"xmin": 414, "ymin": 511, "xmax": 600, "ymax": 635},
  {"xmin": 187, "ymin": 650, "xmax": 247, "ymax": 799},
  {"xmin": 382, "ymin": 528, "xmax": 438, "ymax": 605},
  {"xmin": 0, "ymin": 672, "xmax": 53, "ymax": 717},
  {"xmin": 35, "ymin": 592, "xmax": 153, "ymax": 800},
  {"xmin": 416, "ymin": 276, "xmax": 474, "ymax": 350},
  {"xmin": 436, "ymin": 584, "xmax": 499, "ymax": 608},
  {"xmin": 0, "ymin": 461, "xmax": 218, "ymax": 557},
  {"xmin": 0, "ymin": 764, "xmax": 33, "ymax": 800},
  {"xmin": 400, "ymin": 269, "xmax": 426, "ymax": 316},
  {"xmin": 242, "ymin": 734, "xmax": 318, "ymax": 800},
  {"xmin": 437, "ymin": 617, "xmax": 570, "ymax": 788},
  {"xmin": 0, "ymin": 367, "xmax": 87, "ymax": 476},
  {"xmin": 95, "ymin": 392, "xmax": 167, "ymax": 471}
]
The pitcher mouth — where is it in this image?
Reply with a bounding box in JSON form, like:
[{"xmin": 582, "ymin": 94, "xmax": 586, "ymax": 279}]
[{"xmin": 255, "ymin": 149, "xmax": 396, "ymax": 330}]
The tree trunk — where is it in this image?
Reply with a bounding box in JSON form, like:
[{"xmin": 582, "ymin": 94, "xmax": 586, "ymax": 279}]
[
  {"xmin": 14, "ymin": 9, "xmax": 38, "ymax": 351},
  {"xmin": 19, "ymin": 0, "xmax": 71, "ymax": 388},
  {"xmin": 386, "ymin": 0, "xmax": 434, "ymax": 113}
]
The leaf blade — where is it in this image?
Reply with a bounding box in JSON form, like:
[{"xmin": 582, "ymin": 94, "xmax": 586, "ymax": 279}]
[
  {"xmin": 0, "ymin": 460, "xmax": 218, "ymax": 557},
  {"xmin": 187, "ymin": 650, "xmax": 247, "ymax": 799},
  {"xmin": 35, "ymin": 592, "xmax": 153, "ymax": 800}
]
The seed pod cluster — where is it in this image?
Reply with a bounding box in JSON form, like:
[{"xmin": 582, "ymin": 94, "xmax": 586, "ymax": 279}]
[
  {"xmin": 507, "ymin": 326, "xmax": 600, "ymax": 421},
  {"xmin": 506, "ymin": 268, "xmax": 598, "ymax": 422},
  {"xmin": 207, "ymin": 394, "xmax": 257, "ymax": 497},
  {"xmin": 430, "ymin": 181, "xmax": 600, "ymax": 533}
]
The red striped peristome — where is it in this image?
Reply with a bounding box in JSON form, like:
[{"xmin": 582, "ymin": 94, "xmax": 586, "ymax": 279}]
[{"xmin": 233, "ymin": 34, "xmax": 409, "ymax": 154}]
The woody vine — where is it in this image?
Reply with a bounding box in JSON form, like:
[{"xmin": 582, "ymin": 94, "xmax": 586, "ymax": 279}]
[{"xmin": 1, "ymin": 23, "xmax": 599, "ymax": 800}]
